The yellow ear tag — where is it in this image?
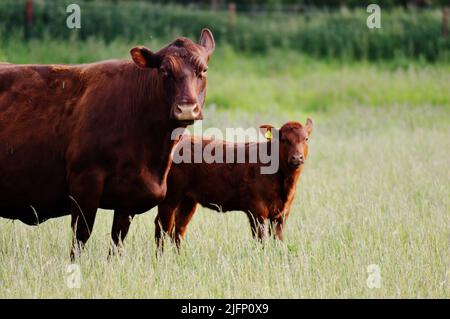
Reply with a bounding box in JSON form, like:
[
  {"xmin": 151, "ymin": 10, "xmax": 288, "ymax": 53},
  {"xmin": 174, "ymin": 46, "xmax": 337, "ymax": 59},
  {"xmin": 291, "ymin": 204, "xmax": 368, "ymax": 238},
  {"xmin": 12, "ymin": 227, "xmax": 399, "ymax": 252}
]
[{"xmin": 265, "ymin": 129, "xmax": 272, "ymax": 140}]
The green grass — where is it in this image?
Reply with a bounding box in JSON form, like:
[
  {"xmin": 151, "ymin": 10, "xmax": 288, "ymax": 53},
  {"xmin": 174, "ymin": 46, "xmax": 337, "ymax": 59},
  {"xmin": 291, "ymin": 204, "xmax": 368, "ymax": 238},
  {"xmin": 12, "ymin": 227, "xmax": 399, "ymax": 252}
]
[
  {"xmin": 1, "ymin": 37, "xmax": 449, "ymax": 114},
  {"xmin": 0, "ymin": 39, "xmax": 449, "ymax": 298},
  {"xmin": 0, "ymin": 106, "xmax": 448, "ymax": 298}
]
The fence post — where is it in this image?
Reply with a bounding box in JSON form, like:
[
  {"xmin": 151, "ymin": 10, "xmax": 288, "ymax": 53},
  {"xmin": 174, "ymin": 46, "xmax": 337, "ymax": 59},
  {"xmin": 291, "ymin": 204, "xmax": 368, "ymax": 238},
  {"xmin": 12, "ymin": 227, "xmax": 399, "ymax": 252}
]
[
  {"xmin": 24, "ymin": 0, "xmax": 33, "ymax": 40},
  {"xmin": 228, "ymin": 2, "xmax": 236, "ymax": 27},
  {"xmin": 443, "ymin": 7, "xmax": 449, "ymax": 39},
  {"xmin": 210, "ymin": 0, "xmax": 218, "ymax": 11}
]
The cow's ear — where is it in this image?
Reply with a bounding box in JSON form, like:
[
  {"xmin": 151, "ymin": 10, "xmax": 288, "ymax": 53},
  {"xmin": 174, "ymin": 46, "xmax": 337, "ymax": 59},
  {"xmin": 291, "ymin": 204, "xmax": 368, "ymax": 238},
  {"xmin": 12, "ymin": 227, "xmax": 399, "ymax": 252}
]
[
  {"xmin": 199, "ymin": 28, "xmax": 215, "ymax": 55},
  {"xmin": 259, "ymin": 124, "xmax": 278, "ymax": 141},
  {"xmin": 305, "ymin": 118, "xmax": 313, "ymax": 136},
  {"xmin": 130, "ymin": 46, "xmax": 161, "ymax": 68}
]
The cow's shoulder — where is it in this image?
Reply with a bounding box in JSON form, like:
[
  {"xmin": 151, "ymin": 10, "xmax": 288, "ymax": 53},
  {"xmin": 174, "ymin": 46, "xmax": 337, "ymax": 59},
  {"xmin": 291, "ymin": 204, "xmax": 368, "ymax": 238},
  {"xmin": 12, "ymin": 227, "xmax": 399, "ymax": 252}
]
[{"xmin": 79, "ymin": 59, "xmax": 132, "ymax": 78}]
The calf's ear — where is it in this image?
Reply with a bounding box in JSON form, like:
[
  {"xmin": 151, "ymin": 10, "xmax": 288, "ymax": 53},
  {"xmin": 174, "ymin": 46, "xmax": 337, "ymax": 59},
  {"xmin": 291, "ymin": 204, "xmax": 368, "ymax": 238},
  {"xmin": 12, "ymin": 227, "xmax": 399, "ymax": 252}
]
[
  {"xmin": 305, "ymin": 118, "xmax": 313, "ymax": 136},
  {"xmin": 199, "ymin": 28, "xmax": 215, "ymax": 55},
  {"xmin": 260, "ymin": 124, "xmax": 278, "ymax": 141},
  {"xmin": 130, "ymin": 46, "xmax": 161, "ymax": 68}
]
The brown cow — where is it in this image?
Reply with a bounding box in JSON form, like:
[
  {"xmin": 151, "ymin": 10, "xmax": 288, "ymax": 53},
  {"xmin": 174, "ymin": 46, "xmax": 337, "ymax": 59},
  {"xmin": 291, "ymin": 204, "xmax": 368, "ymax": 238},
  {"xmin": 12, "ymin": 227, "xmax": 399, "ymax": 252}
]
[
  {"xmin": 0, "ymin": 29, "xmax": 215, "ymax": 259},
  {"xmin": 112, "ymin": 119, "xmax": 313, "ymax": 250}
]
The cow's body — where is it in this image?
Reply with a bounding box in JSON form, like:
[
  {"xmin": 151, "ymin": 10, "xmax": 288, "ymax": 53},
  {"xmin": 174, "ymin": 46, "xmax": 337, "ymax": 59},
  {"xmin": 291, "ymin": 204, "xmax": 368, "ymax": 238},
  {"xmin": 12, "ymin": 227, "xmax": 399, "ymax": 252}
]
[
  {"xmin": 0, "ymin": 29, "xmax": 216, "ymax": 258},
  {"xmin": 0, "ymin": 60, "xmax": 173, "ymax": 225}
]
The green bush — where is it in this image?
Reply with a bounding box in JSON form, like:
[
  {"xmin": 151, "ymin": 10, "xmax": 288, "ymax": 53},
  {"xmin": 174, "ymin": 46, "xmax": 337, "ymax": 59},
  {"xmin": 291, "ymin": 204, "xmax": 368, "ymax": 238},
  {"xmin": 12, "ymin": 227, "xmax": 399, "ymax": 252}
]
[{"xmin": 0, "ymin": 0, "xmax": 448, "ymax": 61}]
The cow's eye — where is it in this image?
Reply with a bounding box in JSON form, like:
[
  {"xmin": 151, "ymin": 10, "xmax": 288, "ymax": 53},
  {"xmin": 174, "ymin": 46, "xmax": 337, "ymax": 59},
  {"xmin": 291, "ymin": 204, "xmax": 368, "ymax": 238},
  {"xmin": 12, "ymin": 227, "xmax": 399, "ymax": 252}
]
[
  {"xmin": 305, "ymin": 137, "xmax": 309, "ymax": 142},
  {"xmin": 160, "ymin": 67, "xmax": 170, "ymax": 77}
]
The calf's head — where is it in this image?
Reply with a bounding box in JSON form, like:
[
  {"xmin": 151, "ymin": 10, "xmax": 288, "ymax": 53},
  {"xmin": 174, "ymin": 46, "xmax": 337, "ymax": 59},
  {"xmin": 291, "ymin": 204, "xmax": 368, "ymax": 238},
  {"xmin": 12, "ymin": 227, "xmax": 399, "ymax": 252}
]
[
  {"xmin": 130, "ymin": 29, "xmax": 215, "ymax": 125},
  {"xmin": 261, "ymin": 119, "xmax": 313, "ymax": 172}
]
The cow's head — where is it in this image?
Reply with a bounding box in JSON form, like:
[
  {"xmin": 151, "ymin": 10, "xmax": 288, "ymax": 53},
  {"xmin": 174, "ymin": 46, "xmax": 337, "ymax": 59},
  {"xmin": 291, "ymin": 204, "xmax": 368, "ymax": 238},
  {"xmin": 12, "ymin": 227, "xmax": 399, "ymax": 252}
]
[
  {"xmin": 130, "ymin": 29, "xmax": 215, "ymax": 125},
  {"xmin": 261, "ymin": 119, "xmax": 313, "ymax": 172}
]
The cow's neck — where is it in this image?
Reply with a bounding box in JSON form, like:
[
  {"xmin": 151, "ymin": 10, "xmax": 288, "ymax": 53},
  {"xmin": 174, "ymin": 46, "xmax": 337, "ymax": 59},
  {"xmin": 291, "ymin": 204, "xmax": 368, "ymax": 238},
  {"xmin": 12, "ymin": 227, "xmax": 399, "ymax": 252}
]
[
  {"xmin": 132, "ymin": 67, "xmax": 181, "ymax": 183},
  {"xmin": 145, "ymin": 124, "xmax": 180, "ymax": 183}
]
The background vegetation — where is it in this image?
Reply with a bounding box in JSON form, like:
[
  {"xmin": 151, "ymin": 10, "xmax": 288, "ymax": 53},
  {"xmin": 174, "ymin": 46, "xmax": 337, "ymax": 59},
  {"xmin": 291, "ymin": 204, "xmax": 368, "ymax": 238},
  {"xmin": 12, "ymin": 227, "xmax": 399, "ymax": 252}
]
[
  {"xmin": 0, "ymin": 0, "xmax": 449, "ymax": 61},
  {"xmin": 0, "ymin": 0, "xmax": 448, "ymax": 298}
]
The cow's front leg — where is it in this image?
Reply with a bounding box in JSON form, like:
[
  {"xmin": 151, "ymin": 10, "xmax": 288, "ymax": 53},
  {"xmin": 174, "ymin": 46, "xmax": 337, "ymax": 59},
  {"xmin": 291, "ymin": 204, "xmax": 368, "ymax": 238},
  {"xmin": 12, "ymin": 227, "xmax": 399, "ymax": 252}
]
[
  {"xmin": 109, "ymin": 211, "xmax": 134, "ymax": 256},
  {"xmin": 69, "ymin": 171, "xmax": 105, "ymax": 261},
  {"xmin": 155, "ymin": 203, "xmax": 176, "ymax": 252}
]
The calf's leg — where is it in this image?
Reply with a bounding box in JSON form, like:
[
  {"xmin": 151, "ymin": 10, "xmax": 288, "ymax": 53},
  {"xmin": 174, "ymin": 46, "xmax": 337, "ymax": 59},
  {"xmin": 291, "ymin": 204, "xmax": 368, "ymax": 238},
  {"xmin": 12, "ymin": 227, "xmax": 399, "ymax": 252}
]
[
  {"xmin": 269, "ymin": 218, "xmax": 285, "ymax": 241},
  {"xmin": 174, "ymin": 198, "xmax": 198, "ymax": 248},
  {"xmin": 246, "ymin": 212, "xmax": 267, "ymax": 241},
  {"xmin": 270, "ymin": 210, "xmax": 291, "ymax": 241}
]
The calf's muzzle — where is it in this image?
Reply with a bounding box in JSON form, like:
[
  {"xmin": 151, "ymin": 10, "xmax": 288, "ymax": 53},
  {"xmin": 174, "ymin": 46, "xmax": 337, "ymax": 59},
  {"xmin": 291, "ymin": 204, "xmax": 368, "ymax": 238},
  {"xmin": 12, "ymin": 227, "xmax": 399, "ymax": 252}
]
[{"xmin": 288, "ymin": 154, "xmax": 304, "ymax": 168}]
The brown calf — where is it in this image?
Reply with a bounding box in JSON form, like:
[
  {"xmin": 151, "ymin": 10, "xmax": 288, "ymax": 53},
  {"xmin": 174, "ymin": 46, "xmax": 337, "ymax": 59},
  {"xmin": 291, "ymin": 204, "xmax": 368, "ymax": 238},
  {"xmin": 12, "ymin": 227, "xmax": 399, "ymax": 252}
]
[{"xmin": 112, "ymin": 119, "xmax": 313, "ymax": 250}]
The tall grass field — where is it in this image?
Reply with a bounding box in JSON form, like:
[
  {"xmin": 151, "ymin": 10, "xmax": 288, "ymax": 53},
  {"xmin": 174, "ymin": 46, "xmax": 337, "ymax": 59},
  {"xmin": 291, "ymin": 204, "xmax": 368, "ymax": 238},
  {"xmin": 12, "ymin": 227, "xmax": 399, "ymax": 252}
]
[{"xmin": 0, "ymin": 35, "xmax": 448, "ymax": 297}]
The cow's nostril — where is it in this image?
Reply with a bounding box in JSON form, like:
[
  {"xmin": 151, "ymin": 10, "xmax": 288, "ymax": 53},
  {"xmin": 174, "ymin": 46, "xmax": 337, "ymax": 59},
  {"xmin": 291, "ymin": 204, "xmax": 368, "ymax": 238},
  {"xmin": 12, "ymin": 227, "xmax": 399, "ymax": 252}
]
[{"xmin": 192, "ymin": 105, "xmax": 200, "ymax": 116}]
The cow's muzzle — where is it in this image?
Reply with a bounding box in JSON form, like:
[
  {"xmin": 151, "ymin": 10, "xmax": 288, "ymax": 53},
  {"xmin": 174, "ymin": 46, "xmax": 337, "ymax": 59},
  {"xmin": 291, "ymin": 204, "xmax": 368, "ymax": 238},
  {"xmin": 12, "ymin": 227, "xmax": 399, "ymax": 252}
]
[{"xmin": 173, "ymin": 104, "xmax": 202, "ymax": 121}]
